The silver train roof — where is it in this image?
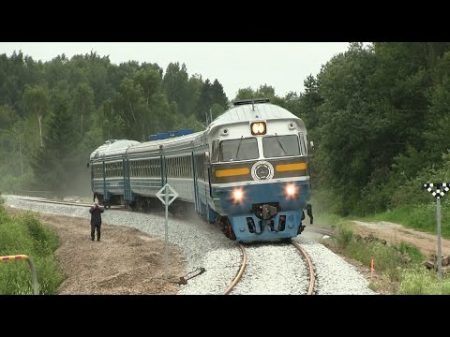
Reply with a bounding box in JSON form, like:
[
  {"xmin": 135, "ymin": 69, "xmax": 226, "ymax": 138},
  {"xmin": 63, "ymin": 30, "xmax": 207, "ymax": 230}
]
[
  {"xmin": 208, "ymin": 103, "xmax": 301, "ymax": 131},
  {"xmin": 90, "ymin": 139, "xmax": 140, "ymax": 160},
  {"xmin": 126, "ymin": 131, "xmax": 205, "ymax": 155}
]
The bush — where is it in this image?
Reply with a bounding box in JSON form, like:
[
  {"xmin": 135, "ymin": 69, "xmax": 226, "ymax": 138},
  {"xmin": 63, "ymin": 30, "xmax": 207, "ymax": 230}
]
[
  {"xmin": 399, "ymin": 267, "xmax": 450, "ymax": 294},
  {"xmin": 0, "ymin": 207, "xmax": 63, "ymax": 294},
  {"xmin": 331, "ymin": 222, "xmax": 425, "ymax": 289},
  {"xmin": 335, "ymin": 224, "xmax": 354, "ymax": 249}
]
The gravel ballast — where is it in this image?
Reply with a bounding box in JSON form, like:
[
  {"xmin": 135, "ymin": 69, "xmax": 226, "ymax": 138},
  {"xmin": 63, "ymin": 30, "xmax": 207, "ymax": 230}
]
[{"xmin": 4, "ymin": 195, "xmax": 376, "ymax": 295}]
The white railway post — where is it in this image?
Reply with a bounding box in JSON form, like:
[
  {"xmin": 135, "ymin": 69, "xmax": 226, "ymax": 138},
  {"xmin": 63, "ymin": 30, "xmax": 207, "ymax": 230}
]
[
  {"xmin": 423, "ymin": 182, "xmax": 448, "ymax": 279},
  {"xmin": 436, "ymin": 196, "xmax": 443, "ymax": 279},
  {"xmin": 156, "ymin": 184, "xmax": 178, "ymax": 279}
]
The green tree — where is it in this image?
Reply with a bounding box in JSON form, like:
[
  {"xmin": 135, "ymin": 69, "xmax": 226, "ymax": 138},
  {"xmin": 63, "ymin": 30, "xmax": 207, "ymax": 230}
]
[
  {"xmin": 71, "ymin": 83, "xmax": 94, "ymax": 137},
  {"xmin": 31, "ymin": 91, "xmax": 77, "ymax": 198},
  {"xmin": 163, "ymin": 63, "xmax": 189, "ymax": 116},
  {"xmin": 235, "ymin": 87, "xmax": 256, "ymax": 100},
  {"xmin": 23, "ymin": 85, "xmax": 49, "ymax": 147}
]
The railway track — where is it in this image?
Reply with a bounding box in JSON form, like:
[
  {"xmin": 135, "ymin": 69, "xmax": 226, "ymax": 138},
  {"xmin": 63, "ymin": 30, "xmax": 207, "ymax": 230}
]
[
  {"xmin": 224, "ymin": 244, "xmax": 248, "ymax": 295},
  {"xmin": 291, "ymin": 240, "xmax": 316, "ymax": 295},
  {"xmin": 224, "ymin": 240, "xmax": 317, "ymax": 295},
  {"xmin": 13, "ymin": 197, "xmax": 125, "ymax": 209},
  {"xmin": 308, "ymin": 226, "xmax": 335, "ymax": 237},
  {"xmin": 15, "ymin": 196, "xmax": 333, "ymax": 237}
]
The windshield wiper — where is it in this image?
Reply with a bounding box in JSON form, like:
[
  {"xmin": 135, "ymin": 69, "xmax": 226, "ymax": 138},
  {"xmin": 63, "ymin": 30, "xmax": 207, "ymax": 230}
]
[
  {"xmin": 274, "ymin": 134, "xmax": 287, "ymax": 155},
  {"xmin": 234, "ymin": 136, "xmax": 244, "ymax": 160}
]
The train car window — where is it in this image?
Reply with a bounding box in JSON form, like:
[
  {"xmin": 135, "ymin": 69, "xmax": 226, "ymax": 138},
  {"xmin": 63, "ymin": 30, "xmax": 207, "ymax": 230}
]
[
  {"xmin": 167, "ymin": 158, "xmax": 171, "ymax": 177},
  {"xmin": 182, "ymin": 157, "xmax": 185, "ymax": 177},
  {"xmin": 174, "ymin": 158, "xmax": 177, "ymax": 177},
  {"xmin": 187, "ymin": 157, "xmax": 190, "ymax": 177},
  {"xmin": 153, "ymin": 159, "xmax": 160, "ymax": 177},
  {"xmin": 263, "ymin": 135, "xmax": 300, "ymax": 158},
  {"xmin": 186, "ymin": 156, "xmax": 189, "ymax": 177},
  {"xmin": 219, "ymin": 138, "xmax": 259, "ymax": 162},
  {"xmin": 181, "ymin": 157, "xmax": 185, "ymax": 177}
]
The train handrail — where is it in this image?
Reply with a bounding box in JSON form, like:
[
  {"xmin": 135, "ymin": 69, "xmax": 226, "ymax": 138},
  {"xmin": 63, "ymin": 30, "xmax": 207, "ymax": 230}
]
[{"xmin": 0, "ymin": 255, "xmax": 40, "ymax": 295}]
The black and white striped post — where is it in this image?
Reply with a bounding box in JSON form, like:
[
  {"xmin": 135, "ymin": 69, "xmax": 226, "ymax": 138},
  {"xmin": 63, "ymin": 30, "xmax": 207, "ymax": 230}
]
[{"xmin": 423, "ymin": 182, "xmax": 449, "ymax": 279}]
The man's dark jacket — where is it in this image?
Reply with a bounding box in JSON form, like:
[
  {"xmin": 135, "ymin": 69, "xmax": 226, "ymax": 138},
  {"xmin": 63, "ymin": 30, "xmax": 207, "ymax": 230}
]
[{"xmin": 90, "ymin": 206, "xmax": 104, "ymax": 226}]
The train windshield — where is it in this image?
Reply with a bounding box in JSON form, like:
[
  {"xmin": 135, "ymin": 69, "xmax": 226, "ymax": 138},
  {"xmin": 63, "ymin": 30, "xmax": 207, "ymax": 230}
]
[
  {"xmin": 218, "ymin": 137, "xmax": 259, "ymax": 162},
  {"xmin": 263, "ymin": 135, "xmax": 301, "ymax": 158}
]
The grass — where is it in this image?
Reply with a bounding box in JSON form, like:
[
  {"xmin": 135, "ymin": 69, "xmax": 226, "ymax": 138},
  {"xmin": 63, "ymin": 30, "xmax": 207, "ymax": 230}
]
[
  {"xmin": 326, "ymin": 222, "xmax": 428, "ymax": 293},
  {"xmin": 317, "ymin": 212, "xmax": 450, "ymax": 294},
  {"xmin": 365, "ymin": 203, "xmax": 450, "ymax": 239},
  {"xmin": 311, "ymin": 191, "xmax": 450, "ymax": 294},
  {"xmin": 399, "ymin": 266, "xmax": 450, "ymax": 294},
  {"xmin": 0, "ymin": 204, "xmax": 63, "ymax": 294}
]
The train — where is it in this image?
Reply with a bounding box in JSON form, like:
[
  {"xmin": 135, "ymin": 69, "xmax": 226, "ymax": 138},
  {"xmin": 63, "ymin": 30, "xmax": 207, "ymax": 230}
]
[{"xmin": 88, "ymin": 98, "xmax": 312, "ymax": 243}]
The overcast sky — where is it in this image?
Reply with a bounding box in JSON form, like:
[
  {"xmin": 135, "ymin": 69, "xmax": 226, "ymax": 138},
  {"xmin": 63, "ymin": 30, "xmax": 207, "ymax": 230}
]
[{"xmin": 0, "ymin": 42, "xmax": 352, "ymax": 99}]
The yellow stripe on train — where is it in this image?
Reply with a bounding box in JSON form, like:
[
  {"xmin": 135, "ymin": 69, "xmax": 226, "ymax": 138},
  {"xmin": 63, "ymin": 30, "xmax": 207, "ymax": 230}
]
[
  {"xmin": 215, "ymin": 167, "xmax": 250, "ymax": 178},
  {"xmin": 275, "ymin": 162, "xmax": 307, "ymax": 172}
]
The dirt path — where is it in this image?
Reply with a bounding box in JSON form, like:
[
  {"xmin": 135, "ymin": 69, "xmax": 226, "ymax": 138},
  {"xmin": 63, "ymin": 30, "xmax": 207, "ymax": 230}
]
[
  {"xmin": 6, "ymin": 207, "xmax": 185, "ymax": 294},
  {"xmin": 351, "ymin": 220, "xmax": 450, "ymax": 258}
]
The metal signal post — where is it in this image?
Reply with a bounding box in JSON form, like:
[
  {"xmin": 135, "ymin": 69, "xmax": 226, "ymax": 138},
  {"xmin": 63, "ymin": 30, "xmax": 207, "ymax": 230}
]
[
  {"xmin": 436, "ymin": 196, "xmax": 442, "ymax": 279},
  {"xmin": 423, "ymin": 182, "xmax": 449, "ymax": 279},
  {"xmin": 156, "ymin": 184, "xmax": 179, "ymax": 279}
]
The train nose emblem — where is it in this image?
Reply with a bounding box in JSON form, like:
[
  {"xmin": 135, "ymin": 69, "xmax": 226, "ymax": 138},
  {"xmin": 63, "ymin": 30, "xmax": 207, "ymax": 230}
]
[{"xmin": 251, "ymin": 161, "xmax": 274, "ymax": 181}]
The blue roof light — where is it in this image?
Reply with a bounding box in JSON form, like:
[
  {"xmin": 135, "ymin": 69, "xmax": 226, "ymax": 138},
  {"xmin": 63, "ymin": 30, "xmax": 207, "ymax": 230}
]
[{"xmin": 149, "ymin": 129, "xmax": 193, "ymax": 141}]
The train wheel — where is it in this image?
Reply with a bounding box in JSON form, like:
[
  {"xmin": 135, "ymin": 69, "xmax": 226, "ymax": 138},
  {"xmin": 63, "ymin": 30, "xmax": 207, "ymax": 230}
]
[{"xmin": 218, "ymin": 217, "xmax": 236, "ymax": 240}]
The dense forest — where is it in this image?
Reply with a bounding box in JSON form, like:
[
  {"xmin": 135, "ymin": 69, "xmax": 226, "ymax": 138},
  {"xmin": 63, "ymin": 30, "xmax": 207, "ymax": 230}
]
[
  {"xmin": 0, "ymin": 53, "xmax": 228, "ymax": 196},
  {"xmin": 2, "ymin": 42, "xmax": 450, "ymax": 217}
]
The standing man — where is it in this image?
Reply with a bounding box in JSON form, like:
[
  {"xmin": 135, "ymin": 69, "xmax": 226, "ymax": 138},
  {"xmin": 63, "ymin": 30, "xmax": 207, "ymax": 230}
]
[{"xmin": 89, "ymin": 202, "xmax": 104, "ymax": 241}]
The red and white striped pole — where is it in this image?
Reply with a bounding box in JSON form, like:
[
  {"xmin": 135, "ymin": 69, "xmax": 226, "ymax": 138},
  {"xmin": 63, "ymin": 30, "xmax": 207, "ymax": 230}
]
[{"xmin": 0, "ymin": 255, "xmax": 39, "ymax": 294}]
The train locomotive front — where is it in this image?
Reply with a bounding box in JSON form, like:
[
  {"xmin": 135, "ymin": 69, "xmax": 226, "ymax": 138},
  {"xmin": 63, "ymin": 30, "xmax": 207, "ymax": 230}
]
[{"xmin": 206, "ymin": 99, "xmax": 311, "ymax": 243}]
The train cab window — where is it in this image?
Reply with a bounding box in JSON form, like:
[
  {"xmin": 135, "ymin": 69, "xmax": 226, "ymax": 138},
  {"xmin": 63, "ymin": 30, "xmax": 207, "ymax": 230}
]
[
  {"xmin": 263, "ymin": 135, "xmax": 300, "ymax": 158},
  {"xmin": 299, "ymin": 132, "xmax": 307, "ymax": 156},
  {"xmin": 211, "ymin": 140, "xmax": 220, "ymax": 163},
  {"xmin": 219, "ymin": 137, "xmax": 259, "ymax": 162}
]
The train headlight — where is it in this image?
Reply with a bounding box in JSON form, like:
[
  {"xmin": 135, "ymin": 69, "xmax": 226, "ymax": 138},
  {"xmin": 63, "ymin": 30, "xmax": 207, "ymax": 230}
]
[
  {"xmin": 232, "ymin": 187, "xmax": 245, "ymax": 203},
  {"xmin": 284, "ymin": 183, "xmax": 299, "ymax": 199},
  {"xmin": 250, "ymin": 122, "xmax": 266, "ymax": 135}
]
